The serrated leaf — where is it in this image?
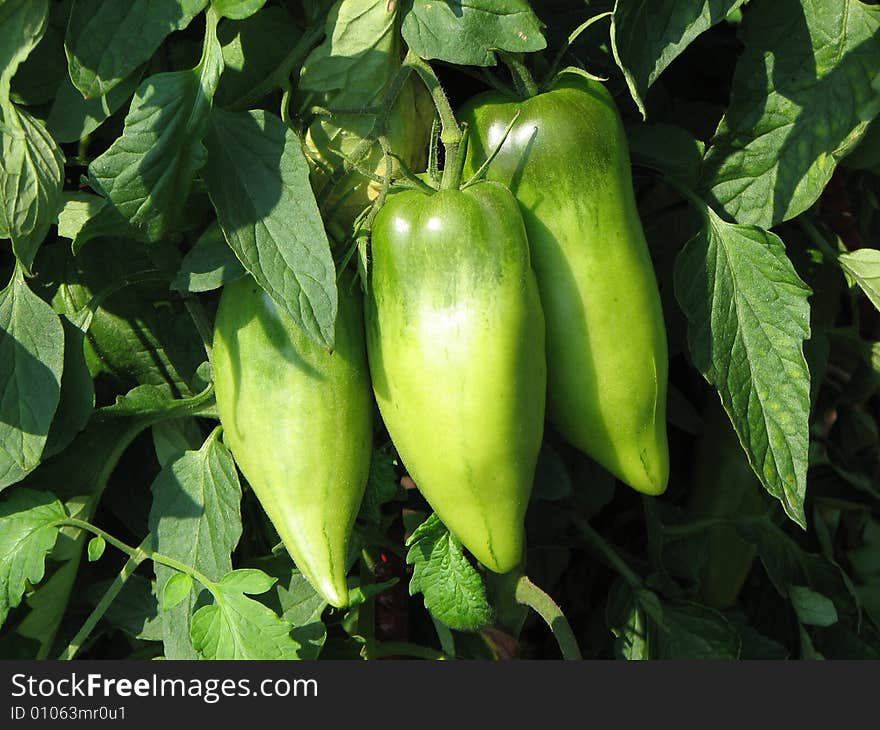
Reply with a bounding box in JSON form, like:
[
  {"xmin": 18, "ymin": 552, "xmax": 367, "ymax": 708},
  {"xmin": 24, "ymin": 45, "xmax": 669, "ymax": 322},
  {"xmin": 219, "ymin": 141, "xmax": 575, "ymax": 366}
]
[
  {"xmin": 190, "ymin": 570, "xmax": 300, "ymax": 659},
  {"xmin": 171, "ymin": 221, "xmax": 246, "ymax": 293},
  {"xmin": 87, "ymin": 17, "xmax": 223, "ymax": 241},
  {"xmin": 87, "ymin": 535, "xmax": 106, "ymax": 562},
  {"xmin": 406, "ymin": 514, "xmax": 493, "ymax": 632},
  {"xmin": 612, "ymin": 0, "xmax": 745, "ymax": 118},
  {"xmin": 838, "ymin": 247, "xmax": 880, "ymax": 311},
  {"xmin": 0, "ymin": 0, "xmax": 47, "ymax": 126},
  {"xmin": 401, "ymin": 0, "xmax": 546, "ymax": 67},
  {"xmin": 702, "ymin": 0, "xmax": 880, "ymax": 228},
  {"xmin": 65, "ymin": 0, "xmax": 207, "ymax": 99},
  {"xmin": 162, "ymin": 572, "xmax": 194, "ymax": 611},
  {"xmin": 0, "ymin": 271, "xmax": 64, "ymax": 485},
  {"xmin": 0, "ymin": 488, "xmax": 66, "ymax": 626},
  {"xmin": 789, "ymin": 585, "xmax": 839, "ymax": 627},
  {"xmin": 203, "ymin": 108, "xmax": 337, "ymax": 348},
  {"xmin": 0, "ymin": 107, "xmax": 64, "ymax": 271},
  {"xmin": 149, "ymin": 428, "xmax": 242, "ymax": 659},
  {"xmin": 674, "ymin": 205, "xmax": 811, "ymax": 526}
]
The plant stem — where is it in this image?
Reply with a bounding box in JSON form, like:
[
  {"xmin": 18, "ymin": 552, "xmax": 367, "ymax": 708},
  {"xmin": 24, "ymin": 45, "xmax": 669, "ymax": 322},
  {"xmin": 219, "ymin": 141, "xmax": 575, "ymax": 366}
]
[
  {"xmin": 59, "ymin": 518, "xmax": 217, "ymax": 591},
  {"xmin": 571, "ymin": 516, "xmax": 644, "ymax": 589},
  {"xmin": 405, "ymin": 51, "xmax": 463, "ymax": 190},
  {"xmin": 59, "ymin": 537, "xmax": 153, "ymax": 660},
  {"xmin": 514, "ymin": 576, "xmax": 582, "ymax": 660},
  {"xmin": 371, "ymin": 641, "xmax": 448, "ymax": 660},
  {"xmin": 499, "ymin": 52, "xmax": 539, "ymax": 98},
  {"xmin": 356, "ymin": 560, "xmax": 377, "ymax": 660}
]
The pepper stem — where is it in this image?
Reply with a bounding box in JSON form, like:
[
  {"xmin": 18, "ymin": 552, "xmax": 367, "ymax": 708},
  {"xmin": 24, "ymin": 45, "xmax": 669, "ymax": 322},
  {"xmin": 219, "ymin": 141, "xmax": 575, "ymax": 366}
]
[
  {"xmin": 499, "ymin": 52, "xmax": 539, "ymax": 99},
  {"xmin": 405, "ymin": 51, "xmax": 465, "ymax": 191}
]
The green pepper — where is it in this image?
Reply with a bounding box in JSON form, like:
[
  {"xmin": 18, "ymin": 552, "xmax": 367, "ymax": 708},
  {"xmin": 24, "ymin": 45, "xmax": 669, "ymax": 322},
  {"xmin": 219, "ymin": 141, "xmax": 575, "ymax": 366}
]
[
  {"xmin": 689, "ymin": 402, "xmax": 768, "ymax": 609},
  {"xmin": 212, "ymin": 277, "xmax": 373, "ymax": 608},
  {"xmin": 366, "ymin": 180, "xmax": 546, "ymax": 573},
  {"xmin": 460, "ymin": 72, "xmax": 669, "ymax": 495}
]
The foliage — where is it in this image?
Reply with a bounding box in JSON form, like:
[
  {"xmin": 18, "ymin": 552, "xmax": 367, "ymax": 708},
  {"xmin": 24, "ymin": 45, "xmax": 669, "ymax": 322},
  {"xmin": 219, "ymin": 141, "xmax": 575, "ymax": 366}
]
[{"xmin": 0, "ymin": 0, "xmax": 878, "ymax": 660}]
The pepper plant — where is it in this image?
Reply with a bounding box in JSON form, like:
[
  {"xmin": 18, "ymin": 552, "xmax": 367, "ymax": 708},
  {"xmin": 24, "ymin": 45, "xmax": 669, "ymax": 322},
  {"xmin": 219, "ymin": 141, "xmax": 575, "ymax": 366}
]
[{"xmin": 1, "ymin": 0, "xmax": 879, "ymax": 661}]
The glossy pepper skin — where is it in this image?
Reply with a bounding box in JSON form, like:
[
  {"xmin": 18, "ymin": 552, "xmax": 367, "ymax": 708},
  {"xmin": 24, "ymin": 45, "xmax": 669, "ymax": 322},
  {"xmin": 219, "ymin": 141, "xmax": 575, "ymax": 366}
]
[
  {"xmin": 212, "ymin": 277, "xmax": 372, "ymax": 608},
  {"xmin": 460, "ymin": 72, "xmax": 669, "ymax": 495},
  {"xmin": 366, "ymin": 181, "xmax": 546, "ymax": 573},
  {"xmin": 688, "ymin": 403, "xmax": 768, "ymax": 609}
]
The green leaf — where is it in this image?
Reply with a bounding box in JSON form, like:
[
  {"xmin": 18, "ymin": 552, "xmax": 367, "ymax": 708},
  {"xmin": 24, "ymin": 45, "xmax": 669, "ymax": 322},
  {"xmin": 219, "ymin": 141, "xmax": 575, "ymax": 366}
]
[
  {"xmin": 87, "ymin": 535, "xmax": 106, "ymax": 562},
  {"xmin": 401, "ymin": 0, "xmax": 546, "ymax": 67},
  {"xmin": 652, "ymin": 602, "xmax": 741, "ymax": 659},
  {"xmin": 348, "ymin": 578, "xmax": 398, "ymax": 607},
  {"xmin": 838, "ymin": 247, "xmax": 880, "ymax": 312},
  {"xmin": 87, "ymin": 18, "xmax": 223, "ymax": 242},
  {"xmin": 203, "ymin": 108, "xmax": 338, "ymax": 348},
  {"xmin": 17, "ymin": 556, "xmax": 82, "ymax": 655},
  {"xmin": 626, "ymin": 123, "xmax": 706, "ymax": 189},
  {"xmin": 789, "ymin": 585, "xmax": 839, "ymax": 627},
  {"xmin": 300, "ymin": 0, "xmax": 400, "ymax": 104},
  {"xmin": 47, "ymin": 66, "xmax": 145, "ymax": 145},
  {"xmin": 702, "ymin": 0, "xmax": 880, "ymax": 228},
  {"xmin": 9, "ymin": 0, "xmax": 66, "ymax": 107},
  {"xmin": 216, "ymin": 568, "xmax": 277, "ymax": 595},
  {"xmin": 84, "ymin": 574, "xmax": 163, "ymax": 642},
  {"xmin": 674, "ymin": 206, "xmax": 812, "ymax": 526},
  {"xmin": 0, "ymin": 488, "xmax": 66, "ymax": 627},
  {"xmin": 211, "ymin": 0, "xmax": 266, "ymax": 20},
  {"xmin": 215, "ymin": 6, "xmax": 300, "ymax": 107},
  {"xmin": 104, "ymin": 383, "xmax": 213, "ymax": 419},
  {"xmin": 149, "ymin": 428, "xmax": 242, "ymax": 659},
  {"xmin": 612, "ymin": 0, "xmax": 745, "ymax": 118},
  {"xmin": 65, "ymin": 0, "xmax": 207, "ymax": 99},
  {"xmin": 171, "ymin": 222, "xmax": 246, "ymax": 293},
  {"xmin": 0, "ymin": 0, "xmax": 47, "ymax": 126},
  {"xmin": 55, "ymin": 192, "xmax": 107, "ymax": 243},
  {"xmin": 162, "ymin": 572, "xmax": 194, "ymax": 611},
  {"xmin": 0, "ymin": 271, "xmax": 64, "ymax": 487},
  {"xmin": 53, "ymin": 236, "xmax": 206, "ymax": 392},
  {"xmin": 0, "ymin": 107, "xmax": 65, "ymax": 271},
  {"xmin": 607, "ymin": 580, "xmax": 653, "ymax": 659},
  {"xmin": 276, "ymin": 569, "xmax": 327, "ymax": 627},
  {"xmin": 42, "ymin": 313, "xmax": 95, "ymax": 459},
  {"xmin": 190, "ymin": 569, "xmax": 301, "ymax": 659},
  {"xmin": 151, "ymin": 418, "xmax": 205, "ymax": 468},
  {"xmin": 405, "ymin": 514, "xmax": 494, "ymax": 632},
  {"xmin": 359, "ymin": 445, "xmax": 400, "ymax": 524}
]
